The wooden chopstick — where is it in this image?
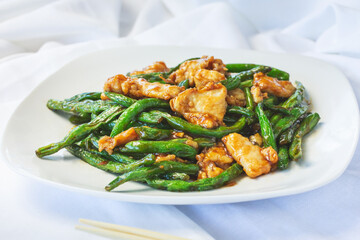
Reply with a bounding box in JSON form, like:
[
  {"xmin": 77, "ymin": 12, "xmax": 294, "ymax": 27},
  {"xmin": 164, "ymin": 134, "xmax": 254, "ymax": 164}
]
[{"xmin": 76, "ymin": 218, "xmax": 189, "ymax": 240}]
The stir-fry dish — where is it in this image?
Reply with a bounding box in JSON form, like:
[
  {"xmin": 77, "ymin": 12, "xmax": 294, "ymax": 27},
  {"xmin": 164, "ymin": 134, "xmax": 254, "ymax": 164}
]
[{"xmin": 35, "ymin": 56, "xmax": 320, "ymax": 192}]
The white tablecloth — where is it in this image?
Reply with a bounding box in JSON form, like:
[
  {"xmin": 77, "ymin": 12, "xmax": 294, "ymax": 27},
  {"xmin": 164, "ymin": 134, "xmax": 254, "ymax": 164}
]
[{"xmin": 1, "ymin": 1, "xmax": 359, "ymax": 239}]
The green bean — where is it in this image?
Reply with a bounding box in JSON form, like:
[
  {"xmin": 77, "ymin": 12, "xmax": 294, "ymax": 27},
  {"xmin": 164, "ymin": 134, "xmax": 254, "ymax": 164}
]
[
  {"xmin": 129, "ymin": 72, "xmax": 168, "ymax": 83},
  {"xmin": 193, "ymin": 137, "xmax": 216, "ymax": 148},
  {"xmin": 103, "ymin": 92, "xmax": 137, "ymax": 107},
  {"xmin": 289, "ymin": 113, "xmax": 320, "ymax": 160},
  {"xmin": 118, "ymin": 140, "xmax": 198, "ymax": 160},
  {"xmin": 178, "ymin": 79, "xmax": 190, "ymax": 88},
  {"xmin": 133, "ymin": 126, "xmax": 172, "ymax": 140},
  {"xmin": 228, "ymin": 106, "xmax": 255, "ymax": 117},
  {"xmin": 278, "ymin": 113, "xmax": 309, "ymax": 145},
  {"xmin": 105, "ymin": 161, "xmax": 199, "ymax": 191},
  {"xmin": 277, "ymin": 145, "xmax": 290, "ymax": 170},
  {"xmin": 137, "ymin": 111, "xmax": 164, "ymax": 124},
  {"xmin": 244, "ymin": 87, "xmax": 255, "ymax": 111},
  {"xmin": 110, "ymin": 98, "xmax": 169, "ymax": 137},
  {"xmin": 161, "ymin": 172, "xmax": 190, "ymax": 181},
  {"xmin": 255, "ymin": 103, "xmax": 277, "ymax": 151},
  {"xmin": 152, "ymin": 111, "xmax": 246, "ymax": 138},
  {"xmin": 69, "ymin": 113, "xmax": 91, "ymax": 124},
  {"xmin": 36, "ymin": 106, "xmax": 124, "ymax": 158},
  {"xmin": 263, "ymin": 102, "xmax": 292, "ymax": 115},
  {"xmin": 47, "ymin": 99, "xmax": 116, "ymax": 115},
  {"xmin": 146, "ymin": 163, "xmax": 243, "ymax": 192},
  {"xmin": 66, "ymin": 145, "xmax": 155, "ymax": 174},
  {"xmin": 239, "ymin": 80, "xmax": 253, "ymax": 88},
  {"xmin": 223, "ymin": 114, "xmax": 238, "ymax": 123},
  {"xmin": 65, "ymin": 92, "xmax": 102, "ymax": 102},
  {"xmin": 221, "ymin": 66, "xmax": 272, "ymax": 90},
  {"xmin": 225, "ymin": 64, "xmax": 289, "ymax": 80},
  {"xmin": 263, "ymin": 95, "xmax": 279, "ymax": 105},
  {"xmin": 273, "ymin": 105, "xmax": 309, "ymax": 138},
  {"xmin": 281, "ymin": 81, "xmax": 305, "ymax": 109}
]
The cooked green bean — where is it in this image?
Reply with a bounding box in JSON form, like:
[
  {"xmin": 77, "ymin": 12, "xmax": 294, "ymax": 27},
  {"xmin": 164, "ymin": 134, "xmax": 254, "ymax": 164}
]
[
  {"xmin": 273, "ymin": 105, "xmax": 309, "ymax": 138},
  {"xmin": 137, "ymin": 111, "xmax": 164, "ymax": 124},
  {"xmin": 69, "ymin": 113, "xmax": 91, "ymax": 124},
  {"xmin": 110, "ymin": 98, "xmax": 169, "ymax": 137},
  {"xmin": 226, "ymin": 63, "xmax": 289, "ymax": 80},
  {"xmin": 221, "ymin": 66, "xmax": 271, "ymax": 90},
  {"xmin": 193, "ymin": 137, "xmax": 216, "ymax": 148},
  {"xmin": 161, "ymin": 172, "xmax": 191, "ymax": 181},
  {"xmin": 103, "ymin": 92, "xmax": 137, "ymax": 107},
  {"xmin": 36, "ymin": 106, "xmax": 124, "ymax": 158},
  {"xmin": 277, "ymin": 145, "xmax": 290, "ymax": 170},
  {"xmin": 65, "ymin": 92, "xmax": 102, "ymax": 102},
  {"xmin": 66, "ymin": 145, "xmax": 155, "ymax": 174},
  {"xmin": 255, "ymin": 103, "xmax": 277, "ymax": 151},
  {"xmin": 244, "ymin": 87, "xmax": 255, "ymax": 111},
  {"xmin": 289, "ymin": 113, "xmax": 320, "ymax": 160},
  {"xmin": 278, "ymin": 113, "xmax": 309, "ymax": 145},
  {"xmin": 178, "ymin": 79, "xmax": 190, "ymax": 88},
  {"xmin": 47, "ymin": 99, "xmax": 116, "ymax": 115},
  {"xmin": 105, "ymin": 161, "xmax": 199, "ymax": 191},
  {"xmin": 133, "ymin": 126, "xmax": 172, "ymax": 140},
  {"xmin": 152, "ymin": 111, "xmax": 246, "ymax": 138},
  {"xmin": 129, "ymin": 72, "xmax": 167, "ymax": 83},
  {"xmin": 146, "ymin": 163, "xmax": 243, "ymax": 192},
  {"xmin": 118, "ymin": 140, "xmax": 198, "ymax": 160},
  {"xmin": 228, "ymin": 106, "xmax": 255, "ymax": 117}
]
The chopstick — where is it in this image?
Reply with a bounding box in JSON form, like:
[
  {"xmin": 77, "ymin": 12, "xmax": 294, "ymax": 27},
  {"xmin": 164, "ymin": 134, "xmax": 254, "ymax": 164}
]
[{"xmin": 76, "ymin": 218, "xmax": 190, "ymax": 240}]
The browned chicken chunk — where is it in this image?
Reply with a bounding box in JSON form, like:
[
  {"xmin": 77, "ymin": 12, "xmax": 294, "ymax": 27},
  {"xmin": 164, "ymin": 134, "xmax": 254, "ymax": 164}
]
[
  {"xmin": 222, "ymin": 133, "xmax": 278, "ymax": 178},
  {"xmin": 253, "ymin": 72, "xmax": 296, "ymax": 98},
  {"xmin": 226, "ymin": 88, "xmax": 246, "ymax": 106},
  {"xmin": 170, "ymin": 82, "xmax": 227, "ymax": 128},
  {"xmin": 130, "ymin": 61, "xmax": 169, "ymax": 76},
  {"xmin": 194, "ymin": 69, "xmax": 226, "ymax": 89},
  {"xmin": 104, "ymin": 74, "xmax": 184, "ymax": 100},
  {"xmin": 98, "ymin": 128, "xmax": 139, "ymax": 154},
  {"xmin": 168, "ymin": 56, "xmax": 228, "ymax": 86},
  {"xmin": 250, "ymin": 85, "xmax": 268, "ymax": 104},
  {"xmin": 196, "ymin": 143, "xmax": 234, "ymax": 179},
  {"xmin": 154, "ymin": 154, "xmax": 187, "ymax": 163}
]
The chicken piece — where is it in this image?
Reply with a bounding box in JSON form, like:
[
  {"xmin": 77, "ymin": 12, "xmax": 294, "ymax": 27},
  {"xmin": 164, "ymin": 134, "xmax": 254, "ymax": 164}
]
[
  {"xmin": 249, "ymin": 133, "xmax": 263, "ymax": 146},
  {"xmin": 155, "ymin": 154, "xmax": 188, "ymax": 163},
  {"xmin": 226, "ymin": 88, "xmax": 246, "ymax": 106},
  {"xmin": 130, "ymin": 61, "xmax": 169, "ymax": 76},
  {"xmin": 155, "ymin": 154, "xmax": 177, "ymax": 162},
  {"xmin": 170, "ymin": 82, "xmax": 227, "ymax": 128},
  {"xmin": 194, "ymin": 69, "xmax": 226, "ymax": 89},
  {"xmin": 251, "ymin": 85, "xmax": 268, "ymax": 103},
  {"xmin": 196, "ymin": 143, "xmax": 234, "ymax": 179},
  {"xmin": 197, "ymin": 161, "xmax": 224, "ymax": 179},
  {"xmin": 168, "ymin": 56, "xmax": 228, "ymax": 86},
  {"xmin": 104, "ymin": 74, "xmax": 184, "ymax": 100},
  {"xmin": 98, "ymin": 127, "xmax": 139, "ymax": 154},
  {"xmin": 253, "ymin": 72, "xmax": 296, "ymax": 98},
  {"xmin": 222, "ymin": 133, "xmax": 278, "ymax": 178}
]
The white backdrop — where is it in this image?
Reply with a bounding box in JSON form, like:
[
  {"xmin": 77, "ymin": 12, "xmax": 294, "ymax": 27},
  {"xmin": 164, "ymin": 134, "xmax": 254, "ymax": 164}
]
[{"xmin": 0, "ymin": 0, "xmax": 359, "ymax": 239}]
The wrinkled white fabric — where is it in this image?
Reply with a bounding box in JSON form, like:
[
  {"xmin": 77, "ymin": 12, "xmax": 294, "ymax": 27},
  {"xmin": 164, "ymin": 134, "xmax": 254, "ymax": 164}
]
[{"xmin": 0, "ymin": 0, "xmax": 359, "ymax": 239}]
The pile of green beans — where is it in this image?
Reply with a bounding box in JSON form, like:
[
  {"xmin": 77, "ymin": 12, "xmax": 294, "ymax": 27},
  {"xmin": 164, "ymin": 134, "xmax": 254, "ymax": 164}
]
[{"xmin": 35, "ymin": 58, "xmax": 320, "ymax": 192}]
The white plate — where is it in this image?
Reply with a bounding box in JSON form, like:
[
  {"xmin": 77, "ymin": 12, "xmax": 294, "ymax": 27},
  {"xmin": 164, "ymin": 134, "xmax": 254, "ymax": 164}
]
[{"xmin": 1, "ymin": 46, "xmax": 359, "ymax": 205}]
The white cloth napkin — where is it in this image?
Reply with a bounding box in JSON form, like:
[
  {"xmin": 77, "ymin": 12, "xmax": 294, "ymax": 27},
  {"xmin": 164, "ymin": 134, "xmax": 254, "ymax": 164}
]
[{"xmin": 0, "ymin": 0, "xmax": 360, "ymax": 239}]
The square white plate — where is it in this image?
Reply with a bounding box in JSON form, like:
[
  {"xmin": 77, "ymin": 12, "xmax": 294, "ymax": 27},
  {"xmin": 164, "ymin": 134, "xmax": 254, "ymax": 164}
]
[{"xmin": 1, "ymin": 46, "xmax": 359, "ymax": 204}]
